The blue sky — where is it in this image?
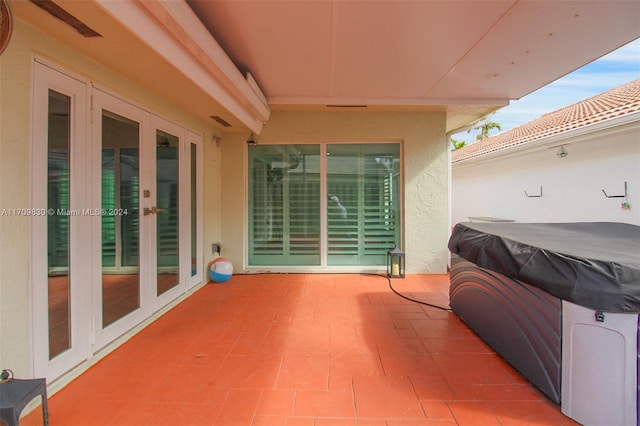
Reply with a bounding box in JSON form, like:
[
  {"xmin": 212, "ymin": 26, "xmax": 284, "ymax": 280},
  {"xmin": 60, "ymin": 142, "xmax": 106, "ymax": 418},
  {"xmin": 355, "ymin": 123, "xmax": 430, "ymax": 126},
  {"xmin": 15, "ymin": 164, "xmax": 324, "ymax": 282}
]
[{"xmin": 452, "ymin": 38, "xmax": 640, "ymax": 145}]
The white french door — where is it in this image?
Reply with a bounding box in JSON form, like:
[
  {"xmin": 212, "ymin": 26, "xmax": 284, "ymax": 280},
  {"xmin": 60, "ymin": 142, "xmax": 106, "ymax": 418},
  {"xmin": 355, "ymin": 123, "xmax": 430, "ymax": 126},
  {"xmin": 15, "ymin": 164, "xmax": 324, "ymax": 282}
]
[
  {"xmin": 149, "ymin": 116, "xmax": 187, "ymax": 310},
  {"xmin": 90, "ymin": 90, "xmax": 195, "ymax": 350},
  {"xmin": 32, "ymin": 62, "xmax": 203, "ymax": 381},
  {"xmin": 32, "ymin": 61, "xmax": 92, "ymax": 379},
  {"xmin": 90, "ymin": 89, "xmax": 149, "ymax": 348}
]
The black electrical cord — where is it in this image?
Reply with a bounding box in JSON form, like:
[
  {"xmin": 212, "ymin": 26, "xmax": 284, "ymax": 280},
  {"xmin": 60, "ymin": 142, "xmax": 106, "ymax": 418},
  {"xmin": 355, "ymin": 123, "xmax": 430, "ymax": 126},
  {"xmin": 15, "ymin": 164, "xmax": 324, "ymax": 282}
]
[{"xmin": 362, "ymin": 273, "xmax": 452, "ymax": 312}]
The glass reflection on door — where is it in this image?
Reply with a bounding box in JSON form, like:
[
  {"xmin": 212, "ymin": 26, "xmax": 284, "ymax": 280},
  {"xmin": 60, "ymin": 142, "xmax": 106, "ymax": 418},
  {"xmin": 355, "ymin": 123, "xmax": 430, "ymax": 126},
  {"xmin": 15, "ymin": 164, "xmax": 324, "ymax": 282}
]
[
  {"xmin": 190, "ymin": 143, "xmax": 197, "ymax": 278},
  {"xmin": 47, "ymin": 90, "xmax": 71, "ymax": 359},
  {"xmin": 101, "ymin": 111, "xmax": 140, "ymax": 327},
  {"xmin": 156, "ymin": 130, "xmax": 180, "ymax": 296}
]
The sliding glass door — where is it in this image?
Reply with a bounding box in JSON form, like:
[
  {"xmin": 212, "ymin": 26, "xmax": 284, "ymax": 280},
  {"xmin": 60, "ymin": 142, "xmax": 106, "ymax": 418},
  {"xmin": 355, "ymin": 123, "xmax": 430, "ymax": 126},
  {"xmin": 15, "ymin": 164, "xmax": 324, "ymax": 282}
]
[{"xmin": 248, "ymin": 143, "xmax": 401, "ymax": 268}]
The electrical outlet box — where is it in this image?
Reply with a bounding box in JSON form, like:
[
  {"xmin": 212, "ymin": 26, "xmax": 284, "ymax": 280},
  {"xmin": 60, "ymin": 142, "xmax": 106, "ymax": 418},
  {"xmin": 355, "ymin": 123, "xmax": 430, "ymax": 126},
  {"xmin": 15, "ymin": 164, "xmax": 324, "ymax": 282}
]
[{"xmin": 212, "ymin": 242, "xmax": 221, "ymax": 254}]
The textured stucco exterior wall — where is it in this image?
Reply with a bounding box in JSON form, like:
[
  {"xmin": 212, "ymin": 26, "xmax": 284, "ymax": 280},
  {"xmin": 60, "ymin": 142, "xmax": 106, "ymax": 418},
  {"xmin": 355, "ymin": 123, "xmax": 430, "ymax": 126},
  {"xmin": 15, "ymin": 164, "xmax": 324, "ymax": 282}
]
[
  {"xmin": 452, "ymin": 119, "xmax": 640, "ymax": 225},
  {"xmin": 0, "ymin": 21, "xmax": 33, "ymax": 378},
  {"xmin": 217, "ymin": 132, "xmax": 247, "ymax": 270},
  {"xmin": 221, "ymin": 110, "xmax": 450, "ymax": 274}
]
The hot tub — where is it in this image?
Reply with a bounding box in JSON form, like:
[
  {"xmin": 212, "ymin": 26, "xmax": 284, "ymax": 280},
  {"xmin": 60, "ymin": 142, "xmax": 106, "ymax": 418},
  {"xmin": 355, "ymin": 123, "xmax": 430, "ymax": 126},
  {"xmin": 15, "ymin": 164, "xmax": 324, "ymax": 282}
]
[{"xmin": 448, "ymin": 222, "xmax": 639, "ymax": 426}]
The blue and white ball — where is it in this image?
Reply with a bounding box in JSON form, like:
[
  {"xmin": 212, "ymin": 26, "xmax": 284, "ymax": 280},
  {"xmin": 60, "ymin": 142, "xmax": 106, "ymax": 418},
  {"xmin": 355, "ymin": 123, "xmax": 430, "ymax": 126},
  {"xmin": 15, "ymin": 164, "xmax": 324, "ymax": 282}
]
[{"xmin": 209, "ymin": 257, "xmax": 233, "ymax": 283}]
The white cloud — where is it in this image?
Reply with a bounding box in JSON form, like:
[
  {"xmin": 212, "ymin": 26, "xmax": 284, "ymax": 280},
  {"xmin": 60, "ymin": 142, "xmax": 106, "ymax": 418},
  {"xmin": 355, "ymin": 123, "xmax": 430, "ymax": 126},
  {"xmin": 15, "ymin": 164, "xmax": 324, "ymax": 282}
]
[{"xmin": 597, "ymin": 39, "xmax": 640, "ymax": 64}]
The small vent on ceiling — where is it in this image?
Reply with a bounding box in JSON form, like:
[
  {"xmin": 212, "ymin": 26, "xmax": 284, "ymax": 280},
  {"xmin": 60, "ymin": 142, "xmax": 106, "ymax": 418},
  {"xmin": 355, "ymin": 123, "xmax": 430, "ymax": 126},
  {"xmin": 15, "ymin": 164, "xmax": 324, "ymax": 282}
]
[
  {"xmin": 326, "ymin": 105, "xmax": 368, "ymax": 108},
  {"xmin": 30, "ymin": 0, "xmax": 101, "ymax": 37},
  {"xmin": 210, "ymin": 116, "xmax": 232, "ymax": 127}
]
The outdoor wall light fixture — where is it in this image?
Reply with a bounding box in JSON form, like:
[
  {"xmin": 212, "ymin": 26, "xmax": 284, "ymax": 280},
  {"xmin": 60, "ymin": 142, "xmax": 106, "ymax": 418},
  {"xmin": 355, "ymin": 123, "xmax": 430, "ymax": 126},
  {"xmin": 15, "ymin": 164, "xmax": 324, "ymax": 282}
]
[
  {"xmin": 247, "ymin": 133, "xmax": 258, "ymax": 146},
  {"xmin": 556, "ymin": 146, "xmax": 568, "ymax": 158},
  {"xmin": 387, "ymin": 247, "xmax": 405, "ymax": 279}
]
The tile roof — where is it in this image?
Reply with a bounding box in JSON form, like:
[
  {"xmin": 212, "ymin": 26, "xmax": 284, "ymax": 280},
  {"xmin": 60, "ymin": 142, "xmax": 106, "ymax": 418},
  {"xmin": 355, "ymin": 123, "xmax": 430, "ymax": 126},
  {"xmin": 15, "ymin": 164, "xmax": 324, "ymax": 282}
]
[{"xmin": 451, "ymin": 78, "xmax": 640, "ymax": 163}]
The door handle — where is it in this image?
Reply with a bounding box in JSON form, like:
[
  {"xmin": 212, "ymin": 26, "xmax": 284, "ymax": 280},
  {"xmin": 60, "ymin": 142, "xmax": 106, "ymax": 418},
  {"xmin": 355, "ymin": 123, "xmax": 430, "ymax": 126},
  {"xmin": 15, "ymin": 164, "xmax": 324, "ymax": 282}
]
[{"xmin": 143, "ymin": 206, "xmax": 166, "ymax": 215}]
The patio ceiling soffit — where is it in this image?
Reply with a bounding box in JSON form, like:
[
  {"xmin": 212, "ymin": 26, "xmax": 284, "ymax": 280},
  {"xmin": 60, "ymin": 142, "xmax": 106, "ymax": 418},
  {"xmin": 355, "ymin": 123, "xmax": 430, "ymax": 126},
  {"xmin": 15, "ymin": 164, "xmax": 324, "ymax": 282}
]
[
  {"xmin": 95, "ymin": 0, "xmax": 270, "ymax": 134},
  {"xmin": 185, "ymin": 0, "xmax": 640, "ymax": 134}
]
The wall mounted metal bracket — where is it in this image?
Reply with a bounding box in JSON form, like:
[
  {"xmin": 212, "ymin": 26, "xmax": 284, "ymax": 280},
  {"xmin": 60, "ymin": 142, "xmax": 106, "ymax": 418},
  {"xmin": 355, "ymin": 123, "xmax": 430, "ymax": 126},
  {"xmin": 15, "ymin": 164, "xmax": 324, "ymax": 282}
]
[
  {"xmin": 602, "ymin": 181, "xmax": 627, "ymax": 198},
  {"xmin": 524, "ymin": 186, "xmax": 543, "ymax": 198}
]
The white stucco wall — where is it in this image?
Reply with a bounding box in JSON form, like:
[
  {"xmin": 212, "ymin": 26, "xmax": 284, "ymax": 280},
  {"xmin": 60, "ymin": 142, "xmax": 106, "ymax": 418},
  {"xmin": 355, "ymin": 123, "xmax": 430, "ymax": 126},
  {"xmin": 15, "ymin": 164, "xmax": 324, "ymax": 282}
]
[
  {"xmin": 452, "ymin": 116, "xmax": 640, "ymax": 226},
  {"xmin": 221, "ymin": 110, "xmax": 450, "ymax": 274},
  {"xmin": 0, "ymin": 20, "xmax": 220, "ymax": 379}
]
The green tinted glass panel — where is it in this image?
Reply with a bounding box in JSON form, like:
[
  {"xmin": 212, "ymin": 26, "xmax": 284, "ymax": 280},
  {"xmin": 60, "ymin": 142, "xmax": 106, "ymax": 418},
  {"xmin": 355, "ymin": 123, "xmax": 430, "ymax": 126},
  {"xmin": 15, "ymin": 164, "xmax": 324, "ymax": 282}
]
[
  {"xmin": 248, "ymin": 144, "xmax": 321, "ymax": 266},
  {"xmin": 119, "ymin": 148, "xmax": 140, "ymax": 267},
  {"xmin": 326, "ymin": 144, "xmax": 400, "ymax": 266},
  {"xmin": 102, "ymin": 149, "xmax": 116, "ymax": 267}
]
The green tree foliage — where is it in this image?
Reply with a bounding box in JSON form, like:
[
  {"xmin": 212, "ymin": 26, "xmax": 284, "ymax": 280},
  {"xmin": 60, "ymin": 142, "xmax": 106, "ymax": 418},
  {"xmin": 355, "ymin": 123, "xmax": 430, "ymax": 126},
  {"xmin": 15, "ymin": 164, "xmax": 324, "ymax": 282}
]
[
  {"xmin": 450, "ymin": 115, "xmax": 502, "ymax": 150},
  {"xmin": 451, "ymin": 138, "xmax": 466, "ymax": 150},
  {"xmin": 468, "ymin": 116, "xmax": 502, "ymax": 141}
]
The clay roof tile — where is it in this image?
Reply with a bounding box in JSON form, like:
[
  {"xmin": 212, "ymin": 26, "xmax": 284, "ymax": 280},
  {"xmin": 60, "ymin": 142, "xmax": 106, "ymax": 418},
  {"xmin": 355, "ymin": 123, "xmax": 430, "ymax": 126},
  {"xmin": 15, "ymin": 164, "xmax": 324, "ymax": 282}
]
[{"xmin": 452, "ymin": 79, "xmax": 640, "ymax": 163}]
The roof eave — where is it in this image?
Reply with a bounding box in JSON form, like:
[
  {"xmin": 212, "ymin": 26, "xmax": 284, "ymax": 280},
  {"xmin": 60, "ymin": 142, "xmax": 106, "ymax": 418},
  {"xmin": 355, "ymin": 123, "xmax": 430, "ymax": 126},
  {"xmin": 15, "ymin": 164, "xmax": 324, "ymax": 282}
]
[{"xmin": 95, "ymin": 0, "xmax": 270, "ymax": 134}]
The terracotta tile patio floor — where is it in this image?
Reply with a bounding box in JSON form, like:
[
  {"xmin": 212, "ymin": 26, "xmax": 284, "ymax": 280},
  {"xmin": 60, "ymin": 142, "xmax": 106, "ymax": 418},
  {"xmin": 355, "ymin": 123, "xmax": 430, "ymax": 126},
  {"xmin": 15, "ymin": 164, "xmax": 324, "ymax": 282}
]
[{"xmin": 24, "ymin": 273, "xmax": 577, "ymax": 425}]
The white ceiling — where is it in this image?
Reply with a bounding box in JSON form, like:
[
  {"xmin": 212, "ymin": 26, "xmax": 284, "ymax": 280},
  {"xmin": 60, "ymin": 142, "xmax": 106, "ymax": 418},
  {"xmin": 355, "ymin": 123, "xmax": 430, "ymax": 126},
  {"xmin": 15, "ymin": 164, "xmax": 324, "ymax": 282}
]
[
  {"xmin": 187, "ymin": 0, "xmax": 640, "ymax": 130},
  {"xmin": 12, "ymin": 0, "xmax": 640, "ymax": 133}
]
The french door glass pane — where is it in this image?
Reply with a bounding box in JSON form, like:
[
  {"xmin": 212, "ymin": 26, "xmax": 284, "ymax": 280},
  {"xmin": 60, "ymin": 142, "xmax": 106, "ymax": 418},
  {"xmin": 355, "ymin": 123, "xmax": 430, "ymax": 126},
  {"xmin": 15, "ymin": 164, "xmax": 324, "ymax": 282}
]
[
  {"xmin": 101, "ymin": 111, "xmax": 140, "ymax": 328},
  {"xmin": 47, "ymin": 90, "xmax": 71, "ymax": 359},
  {"xmin": 190, "ymin": 143, "xmax": 197, "ymax": 277},
  {"xmin": 102, "ymin": 149, "xmax": 116, "ymax": 268},
  {"xmin": 326, "ymin": 144, "xmax": 400, "ymax": 266},
  {"xmin": 156, "ymin": 130, "xmax": 180, "ymax": 295},
  {"xmin": 119, "ymin": 148, "xmax": 140, "ymax": 267},
  {"xmin": 248, "ymin": 145, "xmax": 321, "ymax": 266}
]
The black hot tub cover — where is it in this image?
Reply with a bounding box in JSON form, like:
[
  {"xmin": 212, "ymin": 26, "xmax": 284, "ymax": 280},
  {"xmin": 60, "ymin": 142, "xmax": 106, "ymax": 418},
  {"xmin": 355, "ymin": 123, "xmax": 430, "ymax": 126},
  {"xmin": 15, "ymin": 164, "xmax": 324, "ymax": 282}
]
[{"xmin": 448, "ymin": 222, "xmax": 640, "ymax": 313}]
